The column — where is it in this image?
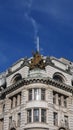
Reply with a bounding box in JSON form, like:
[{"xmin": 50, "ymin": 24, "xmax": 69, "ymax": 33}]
[
  {"xmin": 32, "ymin": 109, "xmax": 33, "ymax": 122},
  {"xmin": 32, "ymin": 89, "xmax": 34, "ymax": 100},
  {"xmin": 17, "ymin": 94, "xmax": 21, "ymax": 106},
  {"xmin": 13, "ymin": 97, "xmax": 16, "ymax": 108},
  {"xmin": 39, "ymin": 108, "xmax": 41, "ymax": 122},
  {"xmin": 61, "ymin": 96, "xmax": 64, "ymax": 107},
  {"xmin": 56, "ymin": 94, "xmax": 58, "ymax": 105}
]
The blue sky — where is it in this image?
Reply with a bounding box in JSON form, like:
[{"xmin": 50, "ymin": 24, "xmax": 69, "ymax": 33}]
[{"xmin": 0, "ymin": 0, "xmax": 73, "ymax": 72}]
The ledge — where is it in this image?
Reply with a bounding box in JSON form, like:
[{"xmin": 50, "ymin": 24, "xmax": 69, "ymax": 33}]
[{"xmin": 0, "ymin": 77, "xmax": 73, "ymax": 99}]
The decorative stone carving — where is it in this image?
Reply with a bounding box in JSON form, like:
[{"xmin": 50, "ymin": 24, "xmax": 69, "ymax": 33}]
[
  {"xmin": 21, "ymin": 58, "xmax": 29, "ymax": 67},
  {"xmin": 45, "ymin": 57, "xmax": 54, "ymax": 66},
  {"xmin": 9, "ymin": 120, "xmax": 16, "ymax": 130},
  {"xmin": 30, "ymin": 51, "xmax": 45, "ymax": 70}
]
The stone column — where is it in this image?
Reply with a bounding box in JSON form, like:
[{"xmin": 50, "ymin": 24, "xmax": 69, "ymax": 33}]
[
  {"xmin": 32, "ymin": 89, "xmax": 34, "ymax": 100},
  {"xmin": 4, "ymin": 98, "xmax": 11, "ymax": 130},
  {"xmin": 56, "ymin": 93, "xmax": 58, "ymax": 105},
  {"xmin": 17, "ymin": 94, "xmax": 21, "ymax": 106},
  {"xmin": 47, "ymin": 87, "xmax": 54, "ymax": 130},
  {"xmin": 0, "ymin": 120, "xmax": 3, "ymax": 130},
  {"xmin": 20, "ymin": 89, "xmax": 27, "ymax": 130},
  {"xmin": 32, "ymin": 109, "xmax": 33, "ymax": 122},
  {"xmin": 61, "ymin": 96, "xmax": 64, "ymax": 107},
  {"xmin": 13, "ymin": 97, "xmax": 16, "ymax": 108},
  {"xmin": 67, "ymin": 96, "xmax": 73, "ymax": 130},
  {"xmin": 39, "ymin": 108, "xmax": 41, "ymax": 122}
]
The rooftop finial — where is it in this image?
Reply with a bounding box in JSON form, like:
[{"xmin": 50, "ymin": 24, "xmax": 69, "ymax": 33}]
[{"xmin": 36, "ymin": 36, "xmax": 40, "ymax": 52}]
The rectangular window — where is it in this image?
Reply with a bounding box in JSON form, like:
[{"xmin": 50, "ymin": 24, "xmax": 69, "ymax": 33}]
[
  {"xmin": 33, "ymin": 109, "xmax": 39, "ymax": 122},
  {"xmin": 41, "ymin": 89, "xmax": 45, "ymax": 100},
  {"xmin": 64, "ymin": 97, "xmax": 67, "ymax": 108},
  {"xmin": 27, "ymin": 110, "xmax": 32, "ymax": 123},
  {"xmin": 34, "ymin": 89, "xmax": 40, "ymax": 100},
  {"xmin": 28, "ymin": 89, "xmax": 32, "ymax": 100},
  {"xmin": 64, "ymin": 116, "xmax": 68, "ymax": 127},
  {"xmin": 9, "ymin": 116, "xmax": 12, "ymax": 128},
  {"xmin": 58, "ymin": 95, "xmax": 61, "ymax": 106},
  {"xmin": 18, "ymin": 113, "xmax": 21, "ymax": 127},
  {"xmin": 53, "ymin": 112, "xmax": 58, "ymax": 126},
  {"xmin": 41, "ymin": 109, "xmax": 46, "ymax": 122}
]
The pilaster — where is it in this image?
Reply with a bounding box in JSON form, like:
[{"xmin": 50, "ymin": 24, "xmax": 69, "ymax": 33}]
[{"xmin": 46, "ymin": 87, "xmax": 54, "ymax": 130}]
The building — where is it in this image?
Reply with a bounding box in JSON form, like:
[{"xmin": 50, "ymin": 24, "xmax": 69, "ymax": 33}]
[{"xmin": 0, "ymin": 51, "xmax": 73, "ymax": 130}]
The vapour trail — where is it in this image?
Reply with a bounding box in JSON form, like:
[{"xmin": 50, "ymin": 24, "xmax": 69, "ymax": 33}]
[{"xmin": 24, "ymin": 0, "xmax": 38, "ymax": 45}]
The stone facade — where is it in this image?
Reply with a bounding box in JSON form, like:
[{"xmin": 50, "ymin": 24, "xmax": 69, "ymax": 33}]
[{"xmin": 0, "ymin": 52, "xmax": 73, "ymax": 130}]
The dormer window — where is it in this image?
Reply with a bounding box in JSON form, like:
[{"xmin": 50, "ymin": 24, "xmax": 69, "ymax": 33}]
[
  {"xmin": 53, "ymin": 73, "xmax": 65, "ymax": 83},
  {"xmin": 11, "ymin": 74, "xmax": 22, "ymax": 84}
]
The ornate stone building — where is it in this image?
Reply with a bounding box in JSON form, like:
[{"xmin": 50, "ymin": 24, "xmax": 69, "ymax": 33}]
[{"xmin": 0, "ymin": 51, "xmax": 73, "ymax": 130}]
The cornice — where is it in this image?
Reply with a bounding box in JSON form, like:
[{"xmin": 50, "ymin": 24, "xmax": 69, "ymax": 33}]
[{"xmin": 0, "ymin": 77, "xmax": 73, "ymax": 99}]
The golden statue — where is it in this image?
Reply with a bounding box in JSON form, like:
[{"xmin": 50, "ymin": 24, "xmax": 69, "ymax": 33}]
[{"xmin": 30, "ymin": 51, "xmax": 45, "ymax": 70}]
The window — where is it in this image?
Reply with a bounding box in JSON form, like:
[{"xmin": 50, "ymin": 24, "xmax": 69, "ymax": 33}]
[
  {"xmin": 27, "ymin": 110, "xmax": 32, "ymax": 123},
  {"xmin": 10, "ymin": 93, "xmax": 21, "ymax": 109},
  {"xmin": 58, "ymin": 94, "xmax": 61, "ymax": 106},
  {"xmin": 34, "ymin": 89, "xmax": 40, "ymax": 100},
  {"xmin": 27, "ymin": 108, "xmax": 46, "ymax": 123},
  {"xmin": 53, "ymin": 112, "xmax": 58, "ymax": 126},
  {"xmin": 53, "ymin": 93, "xmax": 56, "ymax": 104},
  {"xmin": 28, "ymin": 89, "xmax": 32, "ymax": 100},
  {"xmin": 53, "ymin": 73, "xmax": 64, "ymax": 83},
  {"xmin": 17, "ymin": 113, "xmax": 21, "ymax": 127},
  {"xmin": 41, "ymin": 109, "xmax": 46, "ymax": 122},
  {"xmin": 53, "ymin": 91, "xmax": 67, "ymax": 108},
  {"xmin": 33, "ymin": 109, "xmax": 39, "ymax": 122},
  {"xmin": 9, "ymin": 116, "xmax": 12, "ymax": 128},
  {"xmin": 28, "ymin": 88, "xmax": 45, "ymax": 101},
  {"xmin": 64, "ymin": 97, "xmax": 67, "ymax": 108},
  {"xmin": 11, "ymin": 74, "xmax": 22, "ymax": 84},
  {"xmin": 64, "ymin": 116, "xmax": 68, "ymax": 127},
  {"xmin": 41, "ymin": 89, "xmax": 45, "ymax": 100}
]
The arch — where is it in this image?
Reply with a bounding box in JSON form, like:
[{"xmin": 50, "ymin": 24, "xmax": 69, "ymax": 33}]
[
  {"xmin": 10, "ymin": 128, "xmax": 16, "ymax": 130},
  {"xmin": 11, "ymin": 73, "xmax": 22, "ymax": 84},
  {"xmin": 59, "ymin": 127, "xmax": 66, "ymax": 130},
  {"xmin": 53, "ymin": 72, "xmax": 66, "ymax": 83}
]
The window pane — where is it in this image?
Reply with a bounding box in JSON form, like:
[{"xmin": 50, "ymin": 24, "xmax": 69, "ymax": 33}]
[
  {"xmin": 53, "ymin": 112, "xmax": 58, "ymax": 126},
  {"xmin": 27, "ymin": 110, "xmax": 32, "ymax": 123},
  {"xmin": 41, "ymin": 109, "xmax": 46, "ymax": 122},
  {"xmin": 64, "ymin": 97, "xmax": 67, "ymax": 108},
  {"xmin": 41, "ymin": 89, "xmax": 45, "ymax": 100},
  {"xmin": 64, "ymin": 116, "xmax": 68, "ymax": 127},
  {"xmin": 34, "ymin": 89, "xmax": 40, "ymax": 100},
  {"xmin": 33, "ymin": 109, "xmax": 39, "ymax": 122},
  {"xmin": 58, "ymin": 95, "xmax": 61, "ymax": 106},
  {"xmin": 9, "ymin": 116, "xmax": 12, "ymax": 128},
  {"xmin": 29, "ymin": 89, "xmax": 32, "ymax": 100},
  {"xmin": 18, "ymin": 113, "xmax": 21, "ymax": 127}
]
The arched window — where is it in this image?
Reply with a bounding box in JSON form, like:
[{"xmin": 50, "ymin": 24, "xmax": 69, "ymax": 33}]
[
  {"xmin": 10, "ymin": 128, "xmax": 16, "ymax": 130},
  {"xmin": 59, "ymin": 127, "xmax": 66, "ymax": 130},
  {"xmin": 11, "ymin": 74, "xmax": 22, "ymax": 84},
  {"xmin": 53, "ymin": 73, "xmax": 65, "ymax": 83}
]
